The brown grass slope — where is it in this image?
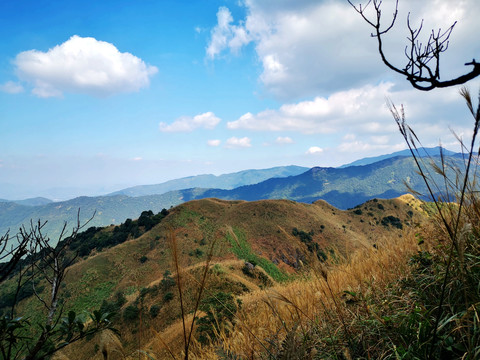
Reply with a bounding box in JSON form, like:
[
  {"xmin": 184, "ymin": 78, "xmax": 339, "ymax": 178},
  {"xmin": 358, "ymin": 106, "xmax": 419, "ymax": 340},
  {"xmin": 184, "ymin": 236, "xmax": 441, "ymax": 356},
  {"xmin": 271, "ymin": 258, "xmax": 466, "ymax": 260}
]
[{"xmin": 48, "ymin": 195, "xmax": 425, "ymax": 359}]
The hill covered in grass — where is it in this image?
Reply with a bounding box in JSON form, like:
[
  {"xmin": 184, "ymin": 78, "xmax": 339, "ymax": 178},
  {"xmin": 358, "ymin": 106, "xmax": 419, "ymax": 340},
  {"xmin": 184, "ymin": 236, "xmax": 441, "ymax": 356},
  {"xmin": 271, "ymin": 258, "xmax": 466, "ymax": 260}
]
[{"xmin": 1, "ymin": 195, "xmax": 427, "ymax": 359}]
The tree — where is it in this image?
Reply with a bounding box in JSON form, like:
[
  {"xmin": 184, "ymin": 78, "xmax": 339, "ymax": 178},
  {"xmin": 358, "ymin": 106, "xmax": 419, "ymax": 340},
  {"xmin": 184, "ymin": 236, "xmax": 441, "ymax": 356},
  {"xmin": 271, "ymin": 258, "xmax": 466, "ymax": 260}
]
[
  {"xmin": 0, "ymin": 211, "xmax": 115, "ymax": 360},
  {"xmin": 348, "ymin": 0, "xmax": 480, "ymax": 90}
]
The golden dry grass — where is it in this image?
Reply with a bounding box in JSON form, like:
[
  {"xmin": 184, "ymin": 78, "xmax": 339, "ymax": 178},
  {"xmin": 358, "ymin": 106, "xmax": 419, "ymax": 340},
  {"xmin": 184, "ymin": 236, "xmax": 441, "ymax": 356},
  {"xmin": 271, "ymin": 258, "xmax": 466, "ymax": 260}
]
[{"xmin": 191, "ymin": 226, "xmax": 428, "ymax": 359}]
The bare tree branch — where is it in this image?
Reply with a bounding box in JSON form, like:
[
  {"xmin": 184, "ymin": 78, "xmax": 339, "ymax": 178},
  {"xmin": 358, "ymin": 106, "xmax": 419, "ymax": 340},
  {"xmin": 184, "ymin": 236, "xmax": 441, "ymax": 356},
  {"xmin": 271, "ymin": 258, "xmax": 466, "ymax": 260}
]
[
  {"xmin": 348, "ymin": 0, "xmax": 480, "ymax": 90},
  {"xmin": 0, "ymin": 209, "xmax": 110, "ymax": 360}
]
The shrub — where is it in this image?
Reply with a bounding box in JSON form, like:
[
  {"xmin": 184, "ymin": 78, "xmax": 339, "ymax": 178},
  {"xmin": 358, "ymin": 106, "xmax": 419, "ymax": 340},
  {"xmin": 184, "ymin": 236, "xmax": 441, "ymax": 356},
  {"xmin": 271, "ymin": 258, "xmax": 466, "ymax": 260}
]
[
  {"xmin": 160, "ymin": 273, "xmax": 176, "ymax": 291},
  {"xmin": 163, "ymin": 292, "xmax": 174, "ymax": 303},
  {"xmin": 196, "ymin": 292, "xmax": 241, "ymax": 344},
  {"xmin": 149, "ymin": 305, "xmax": 160, "ymax": 318},
  {"xmin": 123, "ymin": 305, "xmax": 140, "ymax": 321},
  {"xmin": 381, "ymin": 216, "xmax": 403, "ymax": 229}
]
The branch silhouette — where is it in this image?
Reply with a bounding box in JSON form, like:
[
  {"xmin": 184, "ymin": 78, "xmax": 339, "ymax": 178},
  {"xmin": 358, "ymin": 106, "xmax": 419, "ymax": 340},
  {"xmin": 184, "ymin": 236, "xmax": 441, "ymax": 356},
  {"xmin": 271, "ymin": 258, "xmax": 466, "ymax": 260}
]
[{"xmin": 348, "ymin": 0, "xmax": 480, "ymax": 90}]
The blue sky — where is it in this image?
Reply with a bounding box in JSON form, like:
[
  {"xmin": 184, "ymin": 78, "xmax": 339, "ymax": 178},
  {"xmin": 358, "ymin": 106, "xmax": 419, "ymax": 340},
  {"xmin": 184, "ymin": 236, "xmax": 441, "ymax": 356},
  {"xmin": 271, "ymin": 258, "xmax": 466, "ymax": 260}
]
[{"xmin": 1, "ymin": 0, "xmax": 479, "ymax": 200}]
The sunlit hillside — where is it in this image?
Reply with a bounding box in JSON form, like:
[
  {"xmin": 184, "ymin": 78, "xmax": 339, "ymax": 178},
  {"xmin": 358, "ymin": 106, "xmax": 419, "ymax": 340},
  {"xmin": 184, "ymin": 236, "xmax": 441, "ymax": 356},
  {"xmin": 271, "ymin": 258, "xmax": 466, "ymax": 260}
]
[{"xmin": 11, "ymin": 194, "xmax": 424, "ymax": 359}]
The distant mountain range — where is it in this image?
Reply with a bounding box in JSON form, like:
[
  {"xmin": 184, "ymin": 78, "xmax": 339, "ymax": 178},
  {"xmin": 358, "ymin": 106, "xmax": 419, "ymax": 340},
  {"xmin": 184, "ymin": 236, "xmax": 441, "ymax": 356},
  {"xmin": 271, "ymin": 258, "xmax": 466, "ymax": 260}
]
[
  {"xmin": 157, "ymin": 153, "xmax": 463, "ymax": 210},
  {"xmin": 0, "ymin": 148, "xmax": 463, "ymax": 239},
  {"xmin": 339, "ymin": 146, "xmax": 457, "ymax": 167},
  {"xmin": 107, "ymin": 165, "xmax": 309, "ymax": 197},
  {"xmin": 0, "ymin": 197, "xmax": 53, "ymax": 207}
]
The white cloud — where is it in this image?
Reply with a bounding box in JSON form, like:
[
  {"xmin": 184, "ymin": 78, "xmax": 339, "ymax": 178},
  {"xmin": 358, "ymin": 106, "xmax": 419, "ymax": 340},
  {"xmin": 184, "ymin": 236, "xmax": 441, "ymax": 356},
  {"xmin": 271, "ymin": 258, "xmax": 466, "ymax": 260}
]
[
  {"xmin": 207, "ymin": 139, "xmax": 221, "ymax": 146},
  {"xmin": 337, "ymin": 140, "xmax": 405, "ymax": 154},
  {"xmin": 306, "ymin": 146, "xmax": 323, "ymax": 155},
  {"xmin": 132, "ymin": 157, "xmax": 143, "ymax": 161},
  {"xmin": 275, "ymin": 136, "xmax": 293, "ymax": 144},
  {"xmin": 207, "ymin": 1, "xmax": 480, "ymax": 99},
  {"xmin": 225, "ymin": 136, "xmax": 252, "ymax": 148},
  {"xmin": 228, "ymin": 83, "xmax": 394, "ymax": 134},
  {"xmin": 0, "ymin": 81, "xmax": 24, "ymax": 94},
  {"xmin": 206, "ymin": 7, "xmax": 251, "ymax": 59},
  {"xmin": 14, "ymin": 35, "xmax": 158, "ymax": 98},
  {"xmin": 159, "ymin": 112, "xmax": 221, "ymax": 132}
]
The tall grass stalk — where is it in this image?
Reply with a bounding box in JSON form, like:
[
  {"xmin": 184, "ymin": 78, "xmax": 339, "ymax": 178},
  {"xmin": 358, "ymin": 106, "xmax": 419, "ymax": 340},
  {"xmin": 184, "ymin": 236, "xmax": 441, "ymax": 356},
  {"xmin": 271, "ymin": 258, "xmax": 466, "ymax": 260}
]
[
  {"xmin": 167, "ymin": 226, "xmax": 217, "ymax": 360},
  {"xmin": 389, "ymin": 87, "xmax": 480, "ymax": 358}
]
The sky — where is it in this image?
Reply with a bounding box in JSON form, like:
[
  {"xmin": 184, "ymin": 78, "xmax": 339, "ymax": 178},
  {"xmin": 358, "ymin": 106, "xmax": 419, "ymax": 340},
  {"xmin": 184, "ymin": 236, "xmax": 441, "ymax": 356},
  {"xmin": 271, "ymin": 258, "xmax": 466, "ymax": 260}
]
[{"xmin": 0, "ymin": 0, "xmax": 479, "ymax": 200}]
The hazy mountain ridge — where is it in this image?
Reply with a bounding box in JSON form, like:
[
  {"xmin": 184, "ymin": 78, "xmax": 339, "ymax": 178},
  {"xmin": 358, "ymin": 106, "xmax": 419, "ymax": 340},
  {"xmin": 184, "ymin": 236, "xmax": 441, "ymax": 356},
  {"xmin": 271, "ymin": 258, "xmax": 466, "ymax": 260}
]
[
  {"xmin": 0, "ymin": 197, "xmax": 53, "ymax": 207},
  {"xmin": 0, "ymin": 194, "xmax": 182, "ymax": 240},
  {"xmin": 108, "ymin": 165, "xmax": 309, "ymax": 197},
  {"xmin": 182, "ymin": 154, "xmax": 464, "ymax": 209},
  {"xmin": 338, "ymin": 146, "xmax": 457, "ymax": 167}
]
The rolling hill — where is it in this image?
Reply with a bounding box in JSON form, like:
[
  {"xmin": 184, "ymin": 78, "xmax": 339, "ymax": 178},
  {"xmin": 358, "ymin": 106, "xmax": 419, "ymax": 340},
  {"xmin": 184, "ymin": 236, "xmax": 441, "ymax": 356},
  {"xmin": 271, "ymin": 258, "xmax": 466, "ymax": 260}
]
[{"xmin": 3, "ymin": 195, "xmax": 427, "ymax": 359}]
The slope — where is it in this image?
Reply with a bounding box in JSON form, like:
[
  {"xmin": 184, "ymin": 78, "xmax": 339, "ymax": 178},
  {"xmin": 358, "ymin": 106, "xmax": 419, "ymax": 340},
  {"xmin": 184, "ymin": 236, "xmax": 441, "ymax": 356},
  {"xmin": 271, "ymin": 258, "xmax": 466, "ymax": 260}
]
[{"xmin": 13, "ymin": 195, "xmax": 425, "ymax": 359}]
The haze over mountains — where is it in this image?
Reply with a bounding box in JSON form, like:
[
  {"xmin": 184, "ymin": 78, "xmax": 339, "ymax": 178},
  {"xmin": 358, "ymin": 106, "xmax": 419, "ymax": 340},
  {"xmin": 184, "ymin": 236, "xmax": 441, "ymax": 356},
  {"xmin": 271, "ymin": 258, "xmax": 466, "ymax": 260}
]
[
  {"xmin": 0, "ymin": 147, "xmax": 462, "ymax": 239},
  {"xmin": 107, "ymin": 165, "xmax": 309, "ymax": 197}
]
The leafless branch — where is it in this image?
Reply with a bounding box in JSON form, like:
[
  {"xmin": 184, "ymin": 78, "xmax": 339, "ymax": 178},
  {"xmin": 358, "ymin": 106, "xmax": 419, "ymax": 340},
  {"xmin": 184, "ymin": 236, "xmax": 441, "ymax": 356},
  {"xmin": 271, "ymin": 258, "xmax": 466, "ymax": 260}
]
[{"xmin": 348, "ymin": 0, "xmax": 480, "ymax": 90}]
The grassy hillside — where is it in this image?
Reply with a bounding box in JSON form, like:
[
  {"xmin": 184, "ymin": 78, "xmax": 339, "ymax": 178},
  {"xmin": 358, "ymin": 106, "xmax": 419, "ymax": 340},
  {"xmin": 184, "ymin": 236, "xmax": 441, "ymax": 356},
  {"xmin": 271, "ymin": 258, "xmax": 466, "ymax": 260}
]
[{"xmin": 0, "ymin": 195, "xmax": 427, "ymax": 359}]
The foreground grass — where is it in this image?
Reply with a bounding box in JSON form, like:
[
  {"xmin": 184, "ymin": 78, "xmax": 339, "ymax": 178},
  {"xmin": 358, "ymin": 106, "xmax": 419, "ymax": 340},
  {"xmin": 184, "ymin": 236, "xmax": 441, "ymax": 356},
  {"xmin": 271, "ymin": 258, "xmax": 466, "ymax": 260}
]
[{"xmin": 185, "ymin": 213, "xmax": 478, "ymax": 359}]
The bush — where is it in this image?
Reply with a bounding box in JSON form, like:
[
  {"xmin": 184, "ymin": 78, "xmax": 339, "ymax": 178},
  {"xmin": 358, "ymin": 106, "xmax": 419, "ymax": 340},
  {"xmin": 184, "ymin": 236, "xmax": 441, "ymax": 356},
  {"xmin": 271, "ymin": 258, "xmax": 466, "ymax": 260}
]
[
  {"xmin": 123, "ymin": 305, "xmax": 140, "ymax": 321},
  {"xmin": 149, "ymin": 305, "xmax": 160, "ymax": 318},
  {"xmin": 196, "ymin": 292, "xmax": 241, "ymax": 344},
  {"xmin": 381, "ymin": 216, "xmax": 403, "ymax": 229},
  {"xmin": 160, "ymin": 274, "xmax": 176, "ymax": 291},
  {"xmin": 163, "ymin": 292, "xmax": 174, "ymax": 303}
]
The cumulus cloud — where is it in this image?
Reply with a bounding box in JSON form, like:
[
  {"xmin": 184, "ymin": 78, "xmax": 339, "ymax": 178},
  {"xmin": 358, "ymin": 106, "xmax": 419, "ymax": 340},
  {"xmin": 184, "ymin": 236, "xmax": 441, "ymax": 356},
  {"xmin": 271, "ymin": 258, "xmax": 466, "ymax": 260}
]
[
  {"xmin": 207, "ymin": 139, "xmax": 221, "ymax": 146},
  {"xmin": 206, "ymin": 7, "xmax": 251, "ymax": 59},
  {"xmin": 159, "ymin": 112, "xmax": 221, "ymax": 132},
  {"xmin": 0, "ymin": 81, "xmax": 24, "ymax": 94},
  {"xmin": 207, "ymin": 0, "xmax": 480, "ymax": 99},
  {"xmin": 275, "ymin": 136, "xmax": 293, "ymax": 144},
  {"xmin": 306, "ymin": 146, "xmax": 323, "ymax": 155},
  {"xmin": 14, "ymin": 35, "xmax": 158, "ymax": 98},
  {"xmin": 225, "ymin": 136, "xmax": 252, "ymax": 148},
  {"xmin": 228, "ymin": 83, "xmax": 394, "ymax": 134}
]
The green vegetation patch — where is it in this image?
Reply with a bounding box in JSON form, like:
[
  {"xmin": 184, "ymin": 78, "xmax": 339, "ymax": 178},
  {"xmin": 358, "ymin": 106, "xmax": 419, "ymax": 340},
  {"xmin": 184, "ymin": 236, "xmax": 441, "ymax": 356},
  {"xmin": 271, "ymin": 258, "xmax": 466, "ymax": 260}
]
[
  {"xmin": 71, "ymin": 281, "xmax": 116, "ymax": 313},
  {"xmin": 225, "ymin": 227, "xmax": 289, "ymax": 282},
  {"xmin": 174, "ymin": 208, "xmax": 202, "ymax": 227}
]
